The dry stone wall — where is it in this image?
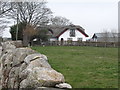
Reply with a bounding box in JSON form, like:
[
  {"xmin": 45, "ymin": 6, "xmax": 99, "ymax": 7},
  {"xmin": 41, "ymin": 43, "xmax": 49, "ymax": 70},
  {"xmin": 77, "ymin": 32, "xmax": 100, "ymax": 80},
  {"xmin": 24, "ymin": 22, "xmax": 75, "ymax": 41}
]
[{"xmin": 0, "ymin": 41, "xmax": 72, "ymax": 89}]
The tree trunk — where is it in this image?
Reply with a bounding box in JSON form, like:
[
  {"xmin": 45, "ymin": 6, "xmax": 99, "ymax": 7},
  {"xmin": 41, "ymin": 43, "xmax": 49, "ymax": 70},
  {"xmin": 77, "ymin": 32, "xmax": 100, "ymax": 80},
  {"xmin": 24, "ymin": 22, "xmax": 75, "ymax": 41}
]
[{"xmin": 23, "ymin": 33, "xmax": 29, "ymax": 47}]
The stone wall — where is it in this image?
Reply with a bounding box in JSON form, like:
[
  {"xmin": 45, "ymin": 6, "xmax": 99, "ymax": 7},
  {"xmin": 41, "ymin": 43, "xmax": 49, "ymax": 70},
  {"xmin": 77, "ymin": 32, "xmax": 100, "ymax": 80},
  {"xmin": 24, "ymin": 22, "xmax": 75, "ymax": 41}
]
[{"xmin": 0, "ymin": 41, "xmax": 72, "ymax": 89}]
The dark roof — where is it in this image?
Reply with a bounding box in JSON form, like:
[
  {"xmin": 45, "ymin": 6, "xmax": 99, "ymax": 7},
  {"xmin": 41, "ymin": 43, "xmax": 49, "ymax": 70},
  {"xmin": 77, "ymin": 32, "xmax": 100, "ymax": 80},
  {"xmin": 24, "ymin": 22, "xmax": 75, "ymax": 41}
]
[
  {"xmin": 92, "ymin": 33, "xmax": 120, "ymax": 38},
  {"xmin": 37, "ymin": 25, "xmax": 89, "ymax": 38}
]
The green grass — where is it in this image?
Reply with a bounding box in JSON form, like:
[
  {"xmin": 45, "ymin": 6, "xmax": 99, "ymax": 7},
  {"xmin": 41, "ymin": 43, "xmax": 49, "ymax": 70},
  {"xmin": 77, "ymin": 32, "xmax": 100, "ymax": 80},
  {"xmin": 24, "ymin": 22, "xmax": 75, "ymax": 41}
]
[{"xmin": 32, "ymin": 46, "xmax": 118, "ymax": 88}]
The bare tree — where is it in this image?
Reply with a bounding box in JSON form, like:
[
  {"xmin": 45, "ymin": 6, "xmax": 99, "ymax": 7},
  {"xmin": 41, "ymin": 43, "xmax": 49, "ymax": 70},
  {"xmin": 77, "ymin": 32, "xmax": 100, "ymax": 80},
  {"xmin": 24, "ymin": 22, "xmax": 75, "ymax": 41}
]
[
  {"xmin": 111, "ymin": 29, "xmax": 118, "ymax": 42},
  {"xmin": 7, "ymin": 1, "xmax": 52, "ymax": 27},
  {"xmin": 101, "ymin": 29, "xmax": 119, "ymax": 47},
  {"xmin": 110, "ymin": 29, "xmax": 118, "ymax": 47},
  {"xmin": 101, "ymin": 30, "xmax": 110, "ymax": 42},
  {"xmin": 50, "ymin": 16, "xmax": 72, "ymax": 26},
  {"xmin": 6, "ymin": 1, "xmax": 52, "ymax": 46},
  {"xmin": 0, "ymin": 2, "xmax": 13, "ymax": 16},
  {"xmin": 0, "ymin": 2, "xmax": 15, "ymax": 37},
  {"xmin": 101, "ymin": 29, "xmax": 110, "ymax": 47}
]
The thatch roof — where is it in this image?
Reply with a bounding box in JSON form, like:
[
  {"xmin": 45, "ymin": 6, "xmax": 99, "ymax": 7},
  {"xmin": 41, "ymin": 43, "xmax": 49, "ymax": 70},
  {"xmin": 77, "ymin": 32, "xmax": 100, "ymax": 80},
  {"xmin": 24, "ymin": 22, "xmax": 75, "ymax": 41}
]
[{"xmin": 37, "ymin": 25, "xmax": 88, "ymax": 38}]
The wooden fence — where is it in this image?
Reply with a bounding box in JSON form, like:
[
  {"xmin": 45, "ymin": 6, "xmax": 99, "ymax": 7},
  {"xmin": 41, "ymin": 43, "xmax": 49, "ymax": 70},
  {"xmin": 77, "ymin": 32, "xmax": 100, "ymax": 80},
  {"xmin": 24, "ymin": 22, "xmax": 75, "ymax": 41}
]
[{"xmin": 32, "ymin": 41, "xmax": 119, "ymax": 48}]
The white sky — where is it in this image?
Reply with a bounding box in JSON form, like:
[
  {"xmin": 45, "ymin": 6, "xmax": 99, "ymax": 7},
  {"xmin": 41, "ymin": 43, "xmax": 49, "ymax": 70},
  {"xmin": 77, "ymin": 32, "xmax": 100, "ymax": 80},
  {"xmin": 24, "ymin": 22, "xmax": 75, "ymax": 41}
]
[
  {"xmin": 2, "ymin": 0, "xmax": 119, "ymax": 39},
  {"xmin": 47, "ymin": 0, "xmax": 118, "ymax": 38}
]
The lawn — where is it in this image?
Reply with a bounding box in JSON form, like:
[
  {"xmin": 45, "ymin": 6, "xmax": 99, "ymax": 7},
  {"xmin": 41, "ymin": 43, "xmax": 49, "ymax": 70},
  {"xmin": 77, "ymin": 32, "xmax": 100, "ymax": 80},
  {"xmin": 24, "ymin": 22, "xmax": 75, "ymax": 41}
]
[{"xmin": 32, "ymin": 46, "xmax": 118, "ymax": 88}]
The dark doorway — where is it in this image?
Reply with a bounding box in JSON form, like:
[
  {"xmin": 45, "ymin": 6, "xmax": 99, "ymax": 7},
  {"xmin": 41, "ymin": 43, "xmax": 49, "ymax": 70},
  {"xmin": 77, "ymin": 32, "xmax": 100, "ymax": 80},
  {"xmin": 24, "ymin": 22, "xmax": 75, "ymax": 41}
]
[{"xmin": 61, "ymin": 38, "xmax": 64, "ymax": 45}]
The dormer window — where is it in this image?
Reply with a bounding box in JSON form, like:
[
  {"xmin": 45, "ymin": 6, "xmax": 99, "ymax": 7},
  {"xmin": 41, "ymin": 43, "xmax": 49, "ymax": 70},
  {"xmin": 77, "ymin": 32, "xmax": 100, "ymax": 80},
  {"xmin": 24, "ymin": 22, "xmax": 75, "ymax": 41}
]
[{"xmin": 70, "ymin": 29, "xmax": 75, "ymax": 37}]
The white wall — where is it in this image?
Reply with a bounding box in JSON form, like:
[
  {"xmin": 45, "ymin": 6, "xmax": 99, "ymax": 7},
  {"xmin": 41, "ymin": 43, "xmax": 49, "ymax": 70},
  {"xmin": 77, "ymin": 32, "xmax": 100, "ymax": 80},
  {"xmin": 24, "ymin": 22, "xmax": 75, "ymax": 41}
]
[{"xmin": 58, "ymin": 29, "xmax": 87, "ymax": 41}]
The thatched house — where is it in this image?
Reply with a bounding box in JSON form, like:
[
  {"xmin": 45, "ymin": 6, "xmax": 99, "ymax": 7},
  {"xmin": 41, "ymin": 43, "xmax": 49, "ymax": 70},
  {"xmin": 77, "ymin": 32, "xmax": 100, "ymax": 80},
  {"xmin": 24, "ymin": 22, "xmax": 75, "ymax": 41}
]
[{"xmin": 37, "ymin": 25, "xmax": 89, "ymax": 42}]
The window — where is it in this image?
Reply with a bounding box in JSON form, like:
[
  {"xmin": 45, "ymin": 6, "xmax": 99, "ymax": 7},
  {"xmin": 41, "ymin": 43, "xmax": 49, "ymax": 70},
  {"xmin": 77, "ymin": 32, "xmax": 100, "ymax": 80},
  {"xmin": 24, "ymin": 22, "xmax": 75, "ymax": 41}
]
[
  {"xmin": 67, "ymin": 38, "xmax": 73, "ymax": 41},
  {"xmin": 70, "ymin": 29, "xmax": 75, "ymax": 37},
  {"xmin": 77, "ymin": 38, "xmax": 82, "ymax": 41}
]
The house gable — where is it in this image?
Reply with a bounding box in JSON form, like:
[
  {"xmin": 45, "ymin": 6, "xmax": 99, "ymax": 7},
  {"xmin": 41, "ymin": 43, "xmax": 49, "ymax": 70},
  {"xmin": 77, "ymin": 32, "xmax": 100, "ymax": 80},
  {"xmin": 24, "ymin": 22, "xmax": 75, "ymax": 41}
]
[
  {"xmin": 57, "ymin": 28, "xmax": 88, "ymax": 38},
  {"xmin": 58, "ymin": 28, "xmax": 88, "ymax": 41}
]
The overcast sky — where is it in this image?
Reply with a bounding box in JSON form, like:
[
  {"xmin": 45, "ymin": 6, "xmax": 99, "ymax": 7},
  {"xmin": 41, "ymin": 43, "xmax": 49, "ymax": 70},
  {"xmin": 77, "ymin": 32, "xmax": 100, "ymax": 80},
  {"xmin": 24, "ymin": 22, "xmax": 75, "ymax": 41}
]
[
  {"xmin": 2, "ymin": 0, "xmax": 119, "ymax": 39},
  {"xmin": 47, "ymin": 0, "xmax": 118, "ymax": 38}
]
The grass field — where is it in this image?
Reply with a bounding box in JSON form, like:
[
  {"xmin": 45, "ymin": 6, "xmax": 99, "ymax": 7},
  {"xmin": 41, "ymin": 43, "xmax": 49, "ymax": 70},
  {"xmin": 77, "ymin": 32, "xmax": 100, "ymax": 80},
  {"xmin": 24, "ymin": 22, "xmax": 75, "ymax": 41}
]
[{"xmin": 32, "ymin": 46, "xmax": 118, "ymax": 88}]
